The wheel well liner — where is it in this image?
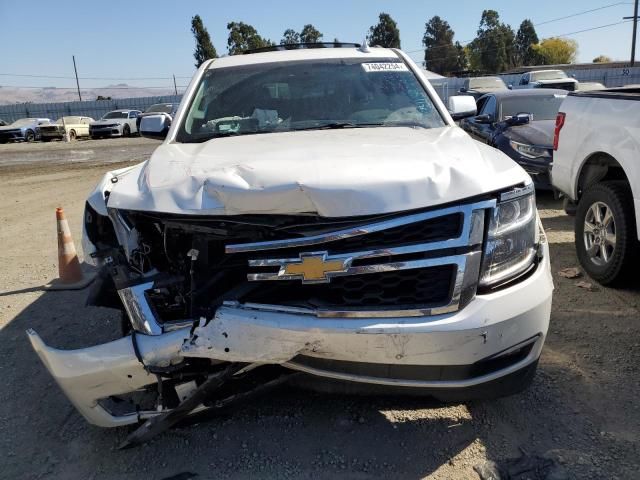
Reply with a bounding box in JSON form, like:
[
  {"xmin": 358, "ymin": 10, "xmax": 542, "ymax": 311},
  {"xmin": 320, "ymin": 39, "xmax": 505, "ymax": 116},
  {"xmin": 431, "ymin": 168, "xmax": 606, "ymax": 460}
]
[{"xmin": 576, "ymin": 152, "xmax": 629, "ymax": 198}]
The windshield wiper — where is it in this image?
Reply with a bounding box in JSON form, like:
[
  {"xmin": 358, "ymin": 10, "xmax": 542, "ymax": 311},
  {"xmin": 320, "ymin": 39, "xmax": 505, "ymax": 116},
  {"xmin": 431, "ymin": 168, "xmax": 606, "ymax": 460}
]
[
  {"xmin": 182, "ymin": 130, "xmax": 270, "ymax": 143},
  {"xmin": 291, "ymin": 122, "xmax": 385, "ymax": 131}
]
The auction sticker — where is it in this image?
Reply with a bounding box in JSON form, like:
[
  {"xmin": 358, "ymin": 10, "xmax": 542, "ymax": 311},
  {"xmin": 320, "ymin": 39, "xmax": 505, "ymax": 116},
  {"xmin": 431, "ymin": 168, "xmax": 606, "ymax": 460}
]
[{"xmin": 361, "ymin": 62, "xmax": 409, "ymax": 73}]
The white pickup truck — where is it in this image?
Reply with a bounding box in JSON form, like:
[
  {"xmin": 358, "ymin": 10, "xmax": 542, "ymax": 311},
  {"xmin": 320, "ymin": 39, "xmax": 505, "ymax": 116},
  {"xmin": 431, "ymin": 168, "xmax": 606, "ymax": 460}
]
[
  {"xmin": 514, "ymin": 70, "xmax": 579, "ymax": 92},
  {"xmin": 552, "ymin": 88, "xmax": 640, "ymax": 285}
]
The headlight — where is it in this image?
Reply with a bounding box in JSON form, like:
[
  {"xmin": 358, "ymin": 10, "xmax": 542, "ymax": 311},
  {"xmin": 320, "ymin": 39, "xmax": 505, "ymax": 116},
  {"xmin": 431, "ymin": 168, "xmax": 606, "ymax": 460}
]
[
  {"xmin": 479, "ymin": 186, "xmax": 538, "ymax": 287},
  {"xmin": 509, "ymin": 140, "xmax": 551, "ymax": 159}
]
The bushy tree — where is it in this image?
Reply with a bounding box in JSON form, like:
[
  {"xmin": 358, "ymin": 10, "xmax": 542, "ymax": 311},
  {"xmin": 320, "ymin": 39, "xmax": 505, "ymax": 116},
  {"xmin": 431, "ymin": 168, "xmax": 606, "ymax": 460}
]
[
  {"xmin": 191, "ymin": 15, "xmax": 218, "ymax": 68},
  {"xmin": 593, "ymin": 54, "xmax": 612, "ymax": 63},
  {"xmin": 227, "ymin": 22, "xmax": 273, "ymax": 55},
  {"xmin": 469, "ymin": 10, "xmax": 515, "ymax": 73},
  {"xmin": 281, "ymin": 29, "xmax": 300, "ymax": 49},
  {"xmin": 454, "ymin": 41, "xmax": 468, "ymax": 72},
  {"xmin": 515, "ymin": 19, "xmax": 539, "ymax": 66},
  {"xmin": 300, "ymin": 24, "xmax": 323, "ymax": 43},
  {"xmin": 532, "ymin": 37, "xmax": 578, "ymax": 65},
  {"xmin": 368, "ymin": 13, "xmax": 401, "ymax": 48},
  {"xmin": 423, "ymin": 16, "xmax": 458, "ymax": 75}
]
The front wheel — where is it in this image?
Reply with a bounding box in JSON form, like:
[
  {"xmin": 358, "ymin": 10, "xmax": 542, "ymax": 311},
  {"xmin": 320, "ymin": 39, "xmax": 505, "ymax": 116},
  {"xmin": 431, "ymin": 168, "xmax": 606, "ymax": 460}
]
[
  {"xmin": 122, "ymin": 124, "xmax": 130, "ymax": 137},
  {"xmin": 68, "ymin": 130, "xmax": 77, "ymax": 141},
  {"xmin": 575, "ymin": 181, "xmax": 638, "ymax": 286},
  {"xmin": 25, "ymin": 130, "xmax": 35, "ymax": 142}
]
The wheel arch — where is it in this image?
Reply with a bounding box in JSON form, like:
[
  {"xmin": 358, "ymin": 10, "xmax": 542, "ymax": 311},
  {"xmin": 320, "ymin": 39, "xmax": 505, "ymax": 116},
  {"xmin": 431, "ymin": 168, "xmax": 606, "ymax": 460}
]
[{"xmin": 576, "ymin": 152, "xmax": 630, "ymax": 199}]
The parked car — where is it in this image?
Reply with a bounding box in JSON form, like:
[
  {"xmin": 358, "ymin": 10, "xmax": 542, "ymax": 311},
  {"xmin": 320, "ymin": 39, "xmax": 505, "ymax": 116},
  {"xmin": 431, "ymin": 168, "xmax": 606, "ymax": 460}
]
[
  {"xmin": 460, "ymin": 89, "xmax": 567, "ymax": 189},
  {"xmin": 28, "ymin": 45, "xmax": 552, "ymax": 434},
  {"xmin": 551, "ymin": 87, "xmax": 639, "ymax": 285},
  {"xmin": 514, "ymin": 70, "xmax": 578, "ymax": 92},
  {"xmin": 136, "ymin": 103, "xmax": 179, "ymax": 131},
  {"xmin": 0, "ymin": 117, "xmax": 51, "ymax": 143},
  {"xmin": 89, "ymin": 109, "xmax": 141, "ymax": 138},
  {"xmin": 459, "ymin": 76, "xmax": 508, "ymax": 99},
  {"xmin": 39, "ymin": 116, "xmax": 94, "ymax": 141}
]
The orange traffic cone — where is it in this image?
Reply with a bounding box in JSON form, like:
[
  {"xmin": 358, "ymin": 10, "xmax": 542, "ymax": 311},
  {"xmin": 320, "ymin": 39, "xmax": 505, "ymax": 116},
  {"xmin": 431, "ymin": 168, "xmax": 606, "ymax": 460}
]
[{"xmin": 55, "ymin": 207, "xmax": 84, "ymax": 284}]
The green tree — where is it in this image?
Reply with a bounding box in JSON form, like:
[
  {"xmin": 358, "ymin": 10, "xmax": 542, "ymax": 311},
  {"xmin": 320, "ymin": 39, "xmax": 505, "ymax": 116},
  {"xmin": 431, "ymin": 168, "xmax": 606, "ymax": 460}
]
[
  {"xmin": 469, "ymin": 10, "xmax": 515, "ymax": 73},
  {"xmin": 227, "ymin": 21, "xmax": 273, "ymax": 55},
  {"xmin": 368, "ymin": 13, "xmax": 401, "ymax": 48},
  {"xmin": 593, "ymin": 54, "xmax": 612, "ymax": 63},
  {"xmin": 281, "ymin": 28, "xmax": 300, "ymax": 49},
  {"xmin": 191, "ymin": 15, "xmax": 218, "ymax": 68},
  {"xmin": 532, "ymin": 37, "xmax": 578, "ymax": 65},
  {"xmin": 422, "ymin": 16, "xmax": 458, "ymax": 75},
  {"xmin": 515, "ymin": 19, "xmax": 539, "ymax": 66},
  {"xmin": 454, "ymin": 41, "xmax": 468, "ymax": 72},
  {"xmin": 300, "ymin": 24, "xmax": 323, "ymax": 43}
]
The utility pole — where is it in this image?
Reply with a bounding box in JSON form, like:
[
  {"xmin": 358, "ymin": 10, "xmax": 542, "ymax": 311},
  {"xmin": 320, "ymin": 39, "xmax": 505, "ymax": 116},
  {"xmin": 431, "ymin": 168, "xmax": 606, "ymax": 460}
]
[
  {"xmin": 173, "ymin": 74, "xmax": 178, "ymax": 95},
  {"xmin": 72, "ymin": 55, "xmax": 82, "ymax": 102},
  {"xmin": 624, "ymin": 0, "xmax": 639, "ymax": 66}
]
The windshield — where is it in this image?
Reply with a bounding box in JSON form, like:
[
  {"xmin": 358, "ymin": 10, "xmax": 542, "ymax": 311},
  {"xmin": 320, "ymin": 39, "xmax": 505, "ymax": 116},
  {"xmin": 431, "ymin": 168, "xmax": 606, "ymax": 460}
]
[
  {"xmin": 501, "ymin": 94, "xmax": 566, "ymax": 121},
  {"xmin": 102, "ymin": 111, "xmax": 129, "ymax": 119},
  {"xmin": 145, "ymin": 104, "xmax": 174, "ymax": 113},
  {"xmin": 177, "ymin": 58, "xmax": 445, "ymax": 143},
  {"xmin": 469, "ymin": 77, "xmax": 506, "ymax": 89},
  {"xmin": 10, "ymin": 118, "xmax": 36, "ymax": 127},
  {"xmin": 532, "ymin": 70, "xmax": 568, "ymax": 81}
]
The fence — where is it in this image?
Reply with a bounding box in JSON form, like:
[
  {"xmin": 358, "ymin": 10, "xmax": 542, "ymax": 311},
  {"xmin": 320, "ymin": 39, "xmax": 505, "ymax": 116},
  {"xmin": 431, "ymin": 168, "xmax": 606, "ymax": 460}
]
[
  {"xmin": 429, "ymin": 65, "xmax": 640, "ymax": 105},
  {"xmin": 0, "ymin": 95, "xmax": 183, "ymax": 123}
]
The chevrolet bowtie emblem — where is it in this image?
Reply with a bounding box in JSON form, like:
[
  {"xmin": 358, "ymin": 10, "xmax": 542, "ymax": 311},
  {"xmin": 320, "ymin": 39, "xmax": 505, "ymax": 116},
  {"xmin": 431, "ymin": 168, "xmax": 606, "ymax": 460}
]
[{"xmin": 282, "ymin": 252, "xmax": 350, "ymax": 284}]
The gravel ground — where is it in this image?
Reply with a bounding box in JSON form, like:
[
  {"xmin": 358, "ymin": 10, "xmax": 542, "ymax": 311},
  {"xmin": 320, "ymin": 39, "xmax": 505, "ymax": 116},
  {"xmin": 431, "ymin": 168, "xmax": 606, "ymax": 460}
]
[{"xmin": 0, "ymin": 139, "xmax": 638, "ymax": 479}]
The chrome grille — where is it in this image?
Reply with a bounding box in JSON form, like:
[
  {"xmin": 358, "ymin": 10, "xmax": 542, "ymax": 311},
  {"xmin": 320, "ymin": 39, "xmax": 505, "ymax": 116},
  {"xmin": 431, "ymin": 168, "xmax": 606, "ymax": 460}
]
[{"xmin": 225, "ymin": 200, "xmax": 496, "ymax": 318}]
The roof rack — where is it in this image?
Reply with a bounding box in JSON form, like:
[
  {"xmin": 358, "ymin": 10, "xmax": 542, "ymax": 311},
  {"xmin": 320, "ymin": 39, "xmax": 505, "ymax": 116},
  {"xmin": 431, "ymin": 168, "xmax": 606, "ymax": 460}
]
[{"xmin": 243, "ymin": 42, "xmax": 361, "ymax": 55}]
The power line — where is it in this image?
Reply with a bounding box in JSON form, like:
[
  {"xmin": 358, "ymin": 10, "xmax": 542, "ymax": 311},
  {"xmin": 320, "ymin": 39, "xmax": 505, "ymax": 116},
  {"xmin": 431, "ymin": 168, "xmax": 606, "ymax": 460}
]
[
  {"xmin": 0, "ymin": 85, "xmax": 187, "ymax": 90},
  {"xmin": 0, "ymin": 73, "xmax": 193, "ymax": 80},
  {"xmin": 405, "ymin": 2, "xmax": 633, "ymax": 54}
]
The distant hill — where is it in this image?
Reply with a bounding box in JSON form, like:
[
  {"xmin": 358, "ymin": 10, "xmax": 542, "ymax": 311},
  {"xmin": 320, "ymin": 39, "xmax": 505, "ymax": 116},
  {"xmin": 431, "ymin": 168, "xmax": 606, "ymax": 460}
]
[{"xmin": 0, "ymin": 84, "xmax": 177, "ymax": 105}]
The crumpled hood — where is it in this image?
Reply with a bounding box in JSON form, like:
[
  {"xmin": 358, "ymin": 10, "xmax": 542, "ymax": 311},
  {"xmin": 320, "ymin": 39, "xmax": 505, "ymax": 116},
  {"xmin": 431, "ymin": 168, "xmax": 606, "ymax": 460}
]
[
  {"xmin": 106, "ymin": 126, "xmax": 530, "ymax": 217},
  {"xmin": 503, "ymin": 120, "xmax": 555, "ymax": 147}
]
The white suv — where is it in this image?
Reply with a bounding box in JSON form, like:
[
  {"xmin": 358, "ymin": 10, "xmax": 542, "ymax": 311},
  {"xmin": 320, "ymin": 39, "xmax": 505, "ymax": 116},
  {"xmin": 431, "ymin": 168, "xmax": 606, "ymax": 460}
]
[{"xmin": 28, "ymin": 45, "xmax": 553, "ymax": 433}]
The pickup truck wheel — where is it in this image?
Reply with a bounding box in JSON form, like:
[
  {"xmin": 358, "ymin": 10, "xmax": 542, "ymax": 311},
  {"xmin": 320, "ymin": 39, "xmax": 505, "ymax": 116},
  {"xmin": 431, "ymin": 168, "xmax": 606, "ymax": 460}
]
[
  {"xmin": 122, "ymin": 124, "xmax": 130, "ymax": 137},
  {"xmin": 69, "ymin": 130, "xmax": 77, "ymax": 141},
  {"xmin": 25, "ymin": 129, "xmax": 35, "ymax": 142},
  {"xmin": 575, "ymin": 181, "xmax": 637, "ymax": 286}
]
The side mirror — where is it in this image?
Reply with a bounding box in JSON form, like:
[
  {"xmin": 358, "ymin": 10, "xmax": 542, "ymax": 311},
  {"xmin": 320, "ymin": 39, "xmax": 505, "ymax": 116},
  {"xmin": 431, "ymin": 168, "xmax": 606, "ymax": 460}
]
[
  {"xmin": 505, "ymin": 113, "xmax": 531, "ymax": 126},
  {"xmin": 474, "ymin": 114, "xmax": 493, "ymax": 124},
  {"xmin": 448, "ymin": 95, "xmax": 477, "ymax": 121},
  {"xmin": 140, "ymin": 114, "xmax": 171, "ymax": 140}
]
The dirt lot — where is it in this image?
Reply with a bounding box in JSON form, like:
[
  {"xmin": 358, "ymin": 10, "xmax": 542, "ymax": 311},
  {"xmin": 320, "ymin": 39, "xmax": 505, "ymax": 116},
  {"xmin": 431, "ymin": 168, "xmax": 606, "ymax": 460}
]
[{"xmin": 0, "ymin": 139, "xmax": 639, "ymax": 479}]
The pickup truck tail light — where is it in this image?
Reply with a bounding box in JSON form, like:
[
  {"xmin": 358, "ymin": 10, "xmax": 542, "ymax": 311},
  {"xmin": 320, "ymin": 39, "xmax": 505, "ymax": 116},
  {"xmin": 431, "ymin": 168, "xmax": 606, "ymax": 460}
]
[{"xmin": 553, "ymin": 112, "xmax": 566, "ymax": 151}]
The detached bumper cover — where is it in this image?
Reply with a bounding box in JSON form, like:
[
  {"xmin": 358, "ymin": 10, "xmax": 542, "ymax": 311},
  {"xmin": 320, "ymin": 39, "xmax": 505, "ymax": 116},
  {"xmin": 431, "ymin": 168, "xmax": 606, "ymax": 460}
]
[{"xmin": 28, "ymin": 242, "xmax": 552, "ymax": 427}]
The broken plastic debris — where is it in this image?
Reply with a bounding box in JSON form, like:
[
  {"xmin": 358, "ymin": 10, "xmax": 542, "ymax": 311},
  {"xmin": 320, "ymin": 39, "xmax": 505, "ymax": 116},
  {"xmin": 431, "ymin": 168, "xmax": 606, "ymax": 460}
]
[
  {"xmin": 576, "ymin": 281, "xmax": 598, "ymax": 292},
  {"xmin": 557, "ymin": 267, "xmax": 582, "ymax": 279}
]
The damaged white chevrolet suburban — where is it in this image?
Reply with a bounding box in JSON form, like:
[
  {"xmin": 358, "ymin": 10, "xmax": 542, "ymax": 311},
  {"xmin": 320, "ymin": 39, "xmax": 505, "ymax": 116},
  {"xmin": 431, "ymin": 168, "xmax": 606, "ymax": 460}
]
[{"xmin": 27, "ymin": 45, "xmax": 553, "ymax": 442}]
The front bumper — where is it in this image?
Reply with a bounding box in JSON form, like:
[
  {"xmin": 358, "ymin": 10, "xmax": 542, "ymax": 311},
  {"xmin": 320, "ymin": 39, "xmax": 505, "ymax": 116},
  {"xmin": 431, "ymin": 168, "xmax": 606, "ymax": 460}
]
[
  {"xmin": 28, "ymin": 239, "xmax": 552, "ymax": 427},
  {"xmin": 90, "ymin": 125, "xmax": 122, "ymax": 137}
]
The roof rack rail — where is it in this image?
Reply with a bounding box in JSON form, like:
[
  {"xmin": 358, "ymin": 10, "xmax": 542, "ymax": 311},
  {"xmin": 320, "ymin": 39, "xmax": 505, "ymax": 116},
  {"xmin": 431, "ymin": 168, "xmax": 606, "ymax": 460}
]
[{"xmin": 243, "ymin": 42, "xmax": 361, "ymax": 55}]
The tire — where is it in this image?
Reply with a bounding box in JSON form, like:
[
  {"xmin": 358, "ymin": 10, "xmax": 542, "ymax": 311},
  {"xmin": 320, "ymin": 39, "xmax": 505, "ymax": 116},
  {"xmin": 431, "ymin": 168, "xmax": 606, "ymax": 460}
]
[
  {"xmin": 69, "ymin": 130, "xmax": 77, "ymax": 141},
  {"xmin": 25, "ymin": 129, "xmax": 35, "ymax": 142},
  {"xmin": 122, "ymin": 124, "xmax": 130, "ymax": 137},
  {"xmin": 575, "ymin": 181, "xmax": 638, "ymax": 286}
]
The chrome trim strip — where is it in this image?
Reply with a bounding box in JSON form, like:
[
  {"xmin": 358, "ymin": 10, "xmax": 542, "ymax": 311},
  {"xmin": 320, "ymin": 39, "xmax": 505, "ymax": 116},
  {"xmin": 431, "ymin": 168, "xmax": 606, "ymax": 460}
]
[
  {"xmin": 226, "ymin": 200, "xmax": 495, "ymax": 254},
  {"xmin": 500, "ymin": 183, "xmax": 534, "ymax": 202},
  {"xmin": 249, "ymin": 254, "xmax": 464, "ymax": 282},
  {"xmin": 117, "ymin": 282, "xmax": 163, "ymax": 336}
]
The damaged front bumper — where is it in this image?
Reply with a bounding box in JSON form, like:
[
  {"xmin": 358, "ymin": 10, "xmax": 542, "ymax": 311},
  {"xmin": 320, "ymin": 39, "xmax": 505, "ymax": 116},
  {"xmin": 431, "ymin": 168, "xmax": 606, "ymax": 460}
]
[{"xmin": 28, "ymin": 241, "xmax": 551, "ymax": 427}]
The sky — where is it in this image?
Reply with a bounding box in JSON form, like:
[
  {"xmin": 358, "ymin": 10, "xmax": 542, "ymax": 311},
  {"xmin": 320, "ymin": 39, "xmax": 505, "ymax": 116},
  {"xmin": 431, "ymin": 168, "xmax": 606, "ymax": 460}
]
[{"xmin": 0, "ymin": 0, "xmax": 637, "ymax": 91}]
